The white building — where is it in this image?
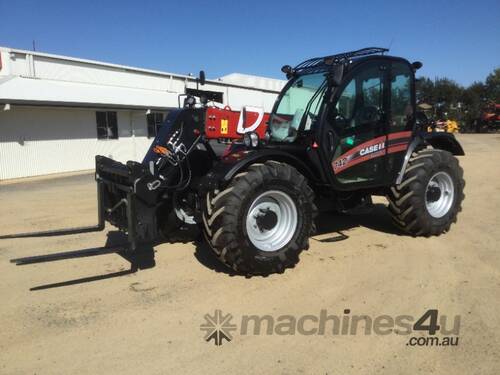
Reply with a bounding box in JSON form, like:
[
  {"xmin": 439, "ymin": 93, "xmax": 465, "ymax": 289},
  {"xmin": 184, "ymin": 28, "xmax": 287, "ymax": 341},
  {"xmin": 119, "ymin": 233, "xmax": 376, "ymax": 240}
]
[{"xmin": 0, "ymin": 46, "xmax": 286, "ymax": 180}]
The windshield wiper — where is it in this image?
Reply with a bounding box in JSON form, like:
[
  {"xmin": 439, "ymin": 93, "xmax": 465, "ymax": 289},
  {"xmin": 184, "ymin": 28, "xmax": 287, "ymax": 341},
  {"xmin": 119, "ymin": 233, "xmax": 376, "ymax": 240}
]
[{"xmin": 298, "ymin": 80, "xmax": 328, "ymax": 132}]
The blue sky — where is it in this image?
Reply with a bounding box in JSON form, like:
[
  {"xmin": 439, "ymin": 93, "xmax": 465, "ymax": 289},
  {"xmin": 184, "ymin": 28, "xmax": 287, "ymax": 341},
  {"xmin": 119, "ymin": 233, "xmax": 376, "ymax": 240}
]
[{"xmin": 1, "ymin": 0, "xmax": 498, "ymax": 86}]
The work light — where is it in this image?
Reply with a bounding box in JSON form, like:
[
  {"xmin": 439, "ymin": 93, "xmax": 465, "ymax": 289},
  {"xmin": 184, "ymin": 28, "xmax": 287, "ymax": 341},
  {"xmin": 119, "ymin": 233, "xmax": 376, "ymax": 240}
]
[{"xmin": 243, "ymin": 132, "xmax": 259, "ymax": 148}]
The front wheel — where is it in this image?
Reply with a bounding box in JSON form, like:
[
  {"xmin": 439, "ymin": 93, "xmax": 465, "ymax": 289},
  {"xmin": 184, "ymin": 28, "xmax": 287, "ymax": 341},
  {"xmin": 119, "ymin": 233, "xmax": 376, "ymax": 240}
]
[
  {"xmin": 202, "ymin": 161, "xmax": 317, "ymax": 275},
  {"xmin": 387, "ymin": 149, "xmax": 465, "ymax": 236}
]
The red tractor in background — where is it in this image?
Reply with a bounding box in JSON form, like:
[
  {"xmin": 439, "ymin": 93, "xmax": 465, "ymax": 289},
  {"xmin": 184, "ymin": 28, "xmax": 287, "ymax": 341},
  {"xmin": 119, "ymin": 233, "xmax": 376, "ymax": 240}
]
[{"xmin": 476, "ymin": 102, "xmax": 500, "ymax": 133}]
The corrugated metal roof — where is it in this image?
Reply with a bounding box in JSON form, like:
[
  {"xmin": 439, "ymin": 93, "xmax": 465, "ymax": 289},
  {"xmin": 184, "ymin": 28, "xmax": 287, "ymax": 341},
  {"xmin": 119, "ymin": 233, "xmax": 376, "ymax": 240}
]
[
  {"xmin": 217, "ymin": 73, "xmax": 286, "ymax": 92},
  {"xmin": 0, "ymin": 46, "xmax": 286, "ymax": 92},
  {"xmin": 0, "ymin": 46, "xmax": 202, "ymax": 81},
  {"xmin": 0, "ymin": 46, "xmax": 288, "ymax": 109},
  {"xmin": 0, "ymin": 76, "xmax": 178, "ymax": 109}
]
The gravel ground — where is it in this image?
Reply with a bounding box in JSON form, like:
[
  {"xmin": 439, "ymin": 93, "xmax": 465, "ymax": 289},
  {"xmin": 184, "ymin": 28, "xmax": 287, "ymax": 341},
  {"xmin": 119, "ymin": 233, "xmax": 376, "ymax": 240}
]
[{"xmin": 0, "ymin": 134, "xmax": 499, "ymax": 374}]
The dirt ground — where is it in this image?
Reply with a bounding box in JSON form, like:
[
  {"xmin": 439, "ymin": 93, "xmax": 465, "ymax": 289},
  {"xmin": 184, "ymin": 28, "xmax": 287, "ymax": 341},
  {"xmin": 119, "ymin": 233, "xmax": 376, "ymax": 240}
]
[{"xmin": 0, "ymin": 134, "xmax": 499, "ymax": 374}]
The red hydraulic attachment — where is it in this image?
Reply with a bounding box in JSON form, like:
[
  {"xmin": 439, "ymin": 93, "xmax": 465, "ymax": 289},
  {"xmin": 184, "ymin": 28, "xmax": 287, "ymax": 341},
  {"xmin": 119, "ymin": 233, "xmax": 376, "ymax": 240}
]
[{"xmin": 205, "ymin": 105, "xmax": 270, "ymax": 141}]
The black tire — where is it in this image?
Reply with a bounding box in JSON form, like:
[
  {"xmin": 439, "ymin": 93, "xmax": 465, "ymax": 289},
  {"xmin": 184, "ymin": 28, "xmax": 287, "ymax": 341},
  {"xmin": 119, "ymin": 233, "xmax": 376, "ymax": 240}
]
[
  {"xmin": 202, "ymin": 161, "xmax": 317, "ymax": 275},
  {"xmin": 159, "ymin": 195, "xmax": 200, "ymax": 244},
  {"xmin": 387, "ymin": 149, "xmax": 465, "ymax": 236}
]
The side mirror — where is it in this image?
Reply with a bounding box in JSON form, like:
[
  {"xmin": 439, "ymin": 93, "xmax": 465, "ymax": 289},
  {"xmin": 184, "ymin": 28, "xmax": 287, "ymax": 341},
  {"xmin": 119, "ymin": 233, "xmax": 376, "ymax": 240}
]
[
  {"xmin": 281, "ymin": 65, "xmax": 295, "ymax": 79},
  {"xmin": 199, "ymin": 70, "xmax": 206, "ymax": 86},
  {"xmin": 328, "ymin": 65, "xmax": 344, "ymax": 87},
  {"xmin": 412, "ymin": 61, "xmax": 423, "ymax": 71}
]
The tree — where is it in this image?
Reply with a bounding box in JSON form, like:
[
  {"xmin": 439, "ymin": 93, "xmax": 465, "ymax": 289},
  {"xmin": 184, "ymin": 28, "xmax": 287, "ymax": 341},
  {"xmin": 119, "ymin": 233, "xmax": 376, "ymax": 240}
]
[
  {"xmin": 433, "ymin": 78, "xmax": 462, "ymax": 111},
  {"xmin": 416, "ymin": 67, "xmax": 498, "ymax": 130},
  {"xmin": 416, "ymin": 77, "xmax": 435, "ymax": 104},
  {"xmin": 484, "ymin": 68, "xmax": 500, "ymax": 102},
  {"xmin": 461, "ymin": 82, "xmax": 486, "ymax": 126}
]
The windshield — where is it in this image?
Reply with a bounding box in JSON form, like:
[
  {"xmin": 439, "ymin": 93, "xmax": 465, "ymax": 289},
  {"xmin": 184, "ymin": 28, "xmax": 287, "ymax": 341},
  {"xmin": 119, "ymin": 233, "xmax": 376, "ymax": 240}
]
[{"xmin": 270, "ymin": 72, "xmax": 327, "ymax": 142}]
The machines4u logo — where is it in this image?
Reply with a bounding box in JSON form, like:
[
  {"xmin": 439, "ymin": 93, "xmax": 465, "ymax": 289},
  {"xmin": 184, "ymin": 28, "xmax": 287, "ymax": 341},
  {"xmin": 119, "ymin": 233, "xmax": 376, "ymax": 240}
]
[
  {"xmin": 201, "ymin": 309, "xmax": 460, "ymax": 347},
  {"xmin": 200, "ymin": 310, "xmax": 237, "ymax": 346}
]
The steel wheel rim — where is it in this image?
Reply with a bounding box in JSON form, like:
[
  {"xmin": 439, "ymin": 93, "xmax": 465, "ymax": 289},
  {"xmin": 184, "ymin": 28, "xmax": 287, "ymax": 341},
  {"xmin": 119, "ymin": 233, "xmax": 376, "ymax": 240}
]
[
  {"xmin": 245, "ymin": 190, "xmax": 298, "ymax": 252},
  {"xmin": 425, "ymin": 171, "xmax": 455, "ymax": 218}
]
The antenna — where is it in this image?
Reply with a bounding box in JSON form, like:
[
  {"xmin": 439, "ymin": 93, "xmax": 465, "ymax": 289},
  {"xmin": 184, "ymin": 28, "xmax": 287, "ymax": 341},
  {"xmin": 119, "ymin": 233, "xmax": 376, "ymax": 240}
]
[
  {"xmin": 32, "ymin": 40, "xmax": 36, "ymax": 51},
  {"xmin": 387, "ymin": 38, "xmax": 394, "ymax": 52}
]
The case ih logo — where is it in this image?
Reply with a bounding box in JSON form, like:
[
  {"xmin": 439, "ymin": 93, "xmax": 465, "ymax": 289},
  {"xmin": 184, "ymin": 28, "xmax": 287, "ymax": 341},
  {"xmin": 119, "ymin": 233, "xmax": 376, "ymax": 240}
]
[
  {"xmin": 332, "ymin": 131, "xmax": 412, "ymax": 174},
  {"xmin": 200, "ymin": 310, "xmax": 237, "ymax": 346}
]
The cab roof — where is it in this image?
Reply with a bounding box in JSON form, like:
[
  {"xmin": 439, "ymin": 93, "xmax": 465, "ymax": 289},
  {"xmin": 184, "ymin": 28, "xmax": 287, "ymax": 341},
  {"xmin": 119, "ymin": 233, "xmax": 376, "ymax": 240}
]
[{"xmin": 293, "ymin": 47, "xmax": 392, "ymax": 75}]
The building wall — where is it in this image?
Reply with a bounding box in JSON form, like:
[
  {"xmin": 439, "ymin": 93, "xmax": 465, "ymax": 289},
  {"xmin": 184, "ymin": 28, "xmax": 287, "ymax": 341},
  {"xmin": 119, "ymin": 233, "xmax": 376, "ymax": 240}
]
[
  {"xmin": 226, "ymin": 86, "xmax": 278, "ymax": 111},
  {"xmin": 0, "ymin": 47, "xmax": 286, "ymax": 180},
  {"xmin": 0, "ymin": 106, "xmax": 164, "ymax": 180}
]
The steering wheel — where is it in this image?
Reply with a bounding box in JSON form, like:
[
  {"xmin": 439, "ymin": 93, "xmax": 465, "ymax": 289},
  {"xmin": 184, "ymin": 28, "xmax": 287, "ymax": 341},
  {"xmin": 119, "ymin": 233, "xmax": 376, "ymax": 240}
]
[
  {"xmin": 356, "ymin": 105, "xmax": 380, "ymax": 124},
  {"xmin": 335, "ymin": 113, "xmax": 347, "ymax": 122}
]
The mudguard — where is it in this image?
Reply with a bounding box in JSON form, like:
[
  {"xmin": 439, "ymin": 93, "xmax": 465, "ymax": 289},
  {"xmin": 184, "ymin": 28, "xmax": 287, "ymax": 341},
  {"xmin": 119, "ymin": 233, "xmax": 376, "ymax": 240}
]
[
  {"xmin": 396, "ymin": 132, "xmax": 465, "ymax": 185},
  {"xmin": 207, "ymin": 148, "xmax": 321, "ymax": 189},
  {"xmin": 422, "ymin": 132, "xmax": 465, "ymax": 156}
]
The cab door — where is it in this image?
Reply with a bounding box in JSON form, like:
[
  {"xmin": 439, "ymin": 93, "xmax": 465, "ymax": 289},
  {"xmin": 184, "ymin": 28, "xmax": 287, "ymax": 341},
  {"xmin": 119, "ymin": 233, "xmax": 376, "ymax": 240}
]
[
  {"xmin": 319, "ymin": 61, "xmax": 390, "ymax": 189},
  {"xmin": 384, "ymin": 61, "xmax": 415, "ymax": 182}
]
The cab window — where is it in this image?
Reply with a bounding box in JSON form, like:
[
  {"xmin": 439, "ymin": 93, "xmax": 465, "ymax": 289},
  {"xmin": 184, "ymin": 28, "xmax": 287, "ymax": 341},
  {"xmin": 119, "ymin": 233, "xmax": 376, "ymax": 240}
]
[
  {"xmin": 334, "ymin": 65, "xmax": 383, "ymax": 131},
  {"xmin": 390, "ymin": 62, "xmax": 413, "ymax": 131},
  {"xmin": 270, "ymin": 73, "xmax": 326, "ymax": 142}
]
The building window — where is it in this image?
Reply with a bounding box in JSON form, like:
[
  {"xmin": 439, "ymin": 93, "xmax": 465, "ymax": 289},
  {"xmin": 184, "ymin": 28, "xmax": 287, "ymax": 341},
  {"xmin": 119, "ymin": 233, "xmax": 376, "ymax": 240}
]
[
  {"xmin": 147, "ymin": 112, "xmax": 165, "ymax": 138},
  {"xmin": 96, "ymin": 111, "xmax": 118, "ymax": 139}
]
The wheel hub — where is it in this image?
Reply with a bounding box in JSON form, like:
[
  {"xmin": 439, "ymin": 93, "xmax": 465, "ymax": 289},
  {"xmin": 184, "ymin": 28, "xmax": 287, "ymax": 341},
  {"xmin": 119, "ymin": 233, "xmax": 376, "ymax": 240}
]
[
  {"xmin": 255, "ymin": 209, "xmax": 278, "ymax": 232},
  {"xmin": 245, "ymin": 190, "xmax": 298, "ymax": 252},
  {"xmin": 426, "ymin": 186, "xmax": 442, "ymax": 202},
  {"xmin": 425, "ymin": 171, "xmax": 455, "ymax": 218}
]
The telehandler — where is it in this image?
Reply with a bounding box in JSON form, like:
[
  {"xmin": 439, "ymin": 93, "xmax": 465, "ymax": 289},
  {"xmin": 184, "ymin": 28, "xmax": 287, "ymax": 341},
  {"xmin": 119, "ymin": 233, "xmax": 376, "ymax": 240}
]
[{"xmin": 3, "ymin": 48, "xmax": 465, "ymax": 275}]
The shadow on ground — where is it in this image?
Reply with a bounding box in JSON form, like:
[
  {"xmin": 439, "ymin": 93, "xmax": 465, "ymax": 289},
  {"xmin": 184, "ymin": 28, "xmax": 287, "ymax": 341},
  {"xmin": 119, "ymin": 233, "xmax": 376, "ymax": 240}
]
[
  {"xmin": 315, "ymin": 203, "xmax": 402, "ymax": 239},
  {"xmin": 193, "ymin": 203, "xmax": 403, "ymax": 276},
  {"xmin": 26, "ymin": 204, "xmax": 402, "ymax": 287},
  {"xmin": 27, "ymin": 231, "xmax": 156, "ymax": 291}
]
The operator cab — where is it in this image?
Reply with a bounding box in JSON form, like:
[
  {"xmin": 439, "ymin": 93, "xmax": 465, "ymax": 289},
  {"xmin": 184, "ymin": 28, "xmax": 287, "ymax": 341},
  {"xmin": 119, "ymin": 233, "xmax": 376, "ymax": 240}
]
[{"xmin": 269, "ymin": 47, "xmax": 418, "ymax": 190}]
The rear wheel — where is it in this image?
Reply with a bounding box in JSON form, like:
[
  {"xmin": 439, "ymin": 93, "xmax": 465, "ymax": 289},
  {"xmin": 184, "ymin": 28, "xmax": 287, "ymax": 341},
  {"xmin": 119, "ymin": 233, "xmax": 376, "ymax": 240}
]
[
  {"xmin": 387, "ymin": 149, "xmax": 465, "ymax": 236},
  {"xmin": 202, "ymin": 161, "xmax": 317, "ymax": 275}
]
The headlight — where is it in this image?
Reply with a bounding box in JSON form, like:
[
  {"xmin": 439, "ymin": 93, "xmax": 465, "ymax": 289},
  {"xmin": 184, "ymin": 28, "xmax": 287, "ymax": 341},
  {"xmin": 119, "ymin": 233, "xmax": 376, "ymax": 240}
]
[{"xmin": 243, "ymin": 132, "xmax": 259, "ymax": 148}]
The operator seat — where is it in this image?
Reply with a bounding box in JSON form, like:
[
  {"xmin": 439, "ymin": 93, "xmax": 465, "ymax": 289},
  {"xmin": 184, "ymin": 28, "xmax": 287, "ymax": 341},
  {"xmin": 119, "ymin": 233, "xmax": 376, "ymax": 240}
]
[{"xmin": 355, "ymin": 105, "xmax": 380, "ymax": 126}]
